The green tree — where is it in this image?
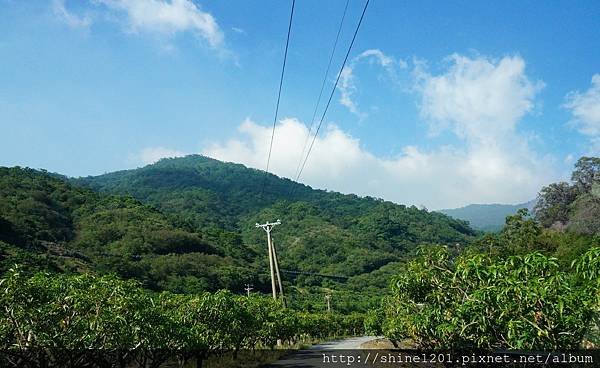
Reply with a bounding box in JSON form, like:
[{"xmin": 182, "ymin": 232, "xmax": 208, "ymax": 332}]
[
  {"xmin": 534, "ymin": 182, "xmax": 578, "ymax": 228},
  {"xmin": 572, "ymin": 156, "xmax": 600, "ymax": 193},
  {"xmin": 383, "ymin": 246, "xmax": 600, "ymax": 349},
  {"xmin": 501, "ymin": 209, "xmax": 543, "ymax": 252}
]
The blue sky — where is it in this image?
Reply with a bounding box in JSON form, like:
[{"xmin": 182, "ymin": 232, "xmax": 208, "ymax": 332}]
[{"xmin": 1, "ymin": 0, "xmax": 599, "ymax": 209}]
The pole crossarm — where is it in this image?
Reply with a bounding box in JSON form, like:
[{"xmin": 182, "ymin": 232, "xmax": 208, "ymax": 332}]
[{"xmin": 255, "ymin": 220, "xmax": 282, "ymax": 231}]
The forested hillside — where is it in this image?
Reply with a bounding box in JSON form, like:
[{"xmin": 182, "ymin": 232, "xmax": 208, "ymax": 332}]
[
  {"xmin": 0, "ymin": 167, "xmax": 261, "ymax": 294},
  {"xmin": 1, "ymin": 158, "xmax": 476, "ymax": 312},
  {"xmin": 76, "ymin": 155, "xmax": 474, "ymax": 241},
  {"xmin": 74, "ymin": 155, "xmax": 475, "ymax": 284}
]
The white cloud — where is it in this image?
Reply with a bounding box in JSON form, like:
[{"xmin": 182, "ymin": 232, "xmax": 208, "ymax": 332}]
[
  {"xmin": 73, "ymin": 0, "xmax": 223, "ymax": 47},
  {"xmin": 416, "ymin": 54, "xmax": 544, "ymax": 142},
  {"xmin": 564, "ymin": 74, "xmax": 600, "ymax": 152},
  {"xmin": 54, "ymin": 0, "xmax": 224, "ymax": 48},
  {"xmin": 53, "ymin": 0, "xmax": 92, "ymax": 29},
  {"xmin": 139, "ymin": 146, "xmax": 186, "ymax": 164},
  {"xmin": 356, "ymin": 49, "xmax": 396, "ymax": 67},
  {"xmin": 338, "ymin": 66, "xmax": 362, "ymax": 117},
  {"xmin": 338, "ymin": 49, "xmax": 404, "ymax": 118},
  {"xmin": 203, "ymin": 54, "xmax": 557, "ymax": 209}
]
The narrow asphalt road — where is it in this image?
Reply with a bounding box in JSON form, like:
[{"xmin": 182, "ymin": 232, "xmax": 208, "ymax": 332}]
[
  {"xmin": 309, "ymin": 336, "xmax": 380, "ymax": 350},
  {"xmin": 267, "ymin": 336, "xmax": 380, "ymax": 367}
]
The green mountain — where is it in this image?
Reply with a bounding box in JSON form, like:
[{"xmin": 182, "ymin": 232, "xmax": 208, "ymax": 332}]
[
  {"xmin": 439, "ymin": 200, "xmax": 536, "ymax": 232},
  {"xmin": 74, "ymin": 155, "xmax": 476, "ymax": 272},
  {"xmin": 0, "ymin": 167, "xmax": 255, "ymax": 293},
  {"xmin": 1, "ymin": 156, "xmax": 477, "ymax": 311}
]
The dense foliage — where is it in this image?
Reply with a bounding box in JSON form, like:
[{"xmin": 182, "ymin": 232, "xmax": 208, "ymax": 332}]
[
  {"xmin": 468, "ymin": 208, "xmax": 599, "ymax": 266},
  {"xmin": 457, "ymin": 157, "xmax": 600, "ymax": 268},
  {"xmin": 0, "ymin": 267, "xmax": 365, "ymax": 367},
  {"xmin": 4, "ymin": 154, "xmax": 598, "ymax": 353},
  {"xmin": 382, "ymin": 245, "xmax": 600, "ymax": 349}
]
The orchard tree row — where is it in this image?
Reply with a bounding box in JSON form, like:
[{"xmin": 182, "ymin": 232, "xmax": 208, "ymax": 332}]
[
  {"xmin": 0, "ymin": 267, "xmax": 365, "ymax": 368},
  {"xmin": 380, "ymin": 245, "xmax": 599, "ymax": 350}
]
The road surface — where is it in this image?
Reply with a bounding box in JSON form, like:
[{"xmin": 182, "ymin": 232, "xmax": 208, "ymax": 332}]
[
  {"xmin": 310, "ymin": 336, "xmax": 380, "ymax": 350},
  {"xmin": 267, "ymin": 336, "xmax": 380, "ymax": 367}
]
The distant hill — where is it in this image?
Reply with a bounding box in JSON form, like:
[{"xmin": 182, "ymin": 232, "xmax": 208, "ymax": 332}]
[{"xmin": 439, "ymin": 200, "xmax": 536, "ymax": 232}]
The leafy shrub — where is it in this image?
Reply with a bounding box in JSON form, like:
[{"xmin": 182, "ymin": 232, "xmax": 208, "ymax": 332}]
[{"xmin": 383, "ymin": 246, "xmax": 600, "ymax": 349}]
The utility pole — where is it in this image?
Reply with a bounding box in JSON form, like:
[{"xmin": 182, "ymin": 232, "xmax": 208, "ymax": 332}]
[
  {"xmin": 270, "ymin": 237, "xmax": 285, "ymax": 304},
  {"xmin": 255, "ymin": 220, "xmax": 284, "ymax": 301},
  {"xmin": 325, "ymin": 294, "xmax": 332, "ymax": 313},
  {"xmin": 244, "ymin": 284, "xmax": 253, "ymax": 297}
]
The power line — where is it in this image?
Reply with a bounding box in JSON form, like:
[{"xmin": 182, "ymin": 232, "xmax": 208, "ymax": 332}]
[
  {"xmin": 294, "ymin": 0, "xmax": 370, "ymax": 185},
  {"xmin": 261, "ymin": 0, "xmax": 296, "ymax": 197},
  {"xmin": 280, "ymin": 269, "xmax": 349, "ymax": 280},
  {"xmin": 247, "ymin": 267, "xmax": 349, "ymax": 281},
  {"xmin": 292, "ymin": 0, "xmax": 350, "ymax": 182}
]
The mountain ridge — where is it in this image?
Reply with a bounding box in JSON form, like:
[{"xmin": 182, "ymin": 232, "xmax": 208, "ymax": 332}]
[{"xmin": 439, "ymin": 200, "xmax": 536, "ymax": 232}]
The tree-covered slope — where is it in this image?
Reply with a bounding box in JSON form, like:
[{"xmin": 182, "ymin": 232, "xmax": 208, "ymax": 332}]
[
  {"xmin": 75, "ymin": 155, "xmax": 319, "ymax": 231},
  {"xmin": 0, "ymin": 167, "xmax": 261, "ymax": 294},
  {"xmin": 74, "ymin": 155, "xmax": 476, "ymax": 276},
  {"xmin": 439, "ymin": 200, "xmax": 536, "ymax": 232}
]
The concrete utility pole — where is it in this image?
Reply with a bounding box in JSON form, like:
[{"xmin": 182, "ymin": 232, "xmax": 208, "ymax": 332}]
[
  {"xmin": 255, "ymin": 220, "xmax": 284, "ymax": 301},
  {"xmin": 270, "ymin": 237, "xmax": 285, "ymax": 302},
  {"xmin": 244, "ymin": 284, "xmax": 253, "ymax": 297},
  {"xmin": 325, "ymin": 294, "xmax": 332, "ymax": 313}
]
